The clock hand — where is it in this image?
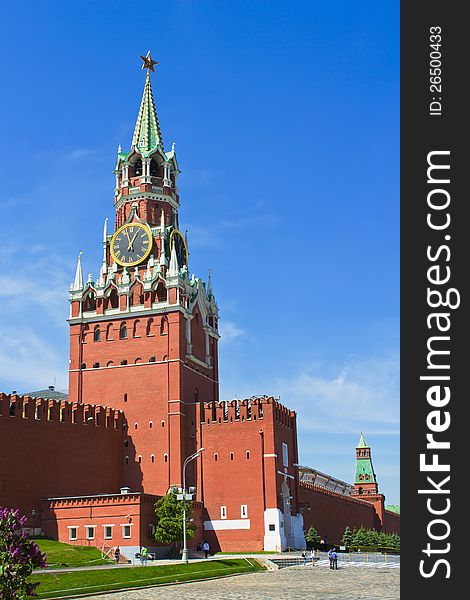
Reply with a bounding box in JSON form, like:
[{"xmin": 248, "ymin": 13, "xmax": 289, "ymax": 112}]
[{"xmin": 128, "ymin": 231, "xmax": 139, "ymax": 251}]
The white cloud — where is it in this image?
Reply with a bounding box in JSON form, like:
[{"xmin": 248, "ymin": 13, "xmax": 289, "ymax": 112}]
[
  {"xmin": 0, "ymin": 325, "xmax": 68, "ymax": 393},
  {"xmin": 274, "ymin": 355, "xmax": 399, "ymax": 435},
  {"xmin": 220, "ymin": 353, "xmax": 399, "ymax": 436},
  {"xmin": 219, "ymin": 321, "xmax": 246, "ymax": 344}
]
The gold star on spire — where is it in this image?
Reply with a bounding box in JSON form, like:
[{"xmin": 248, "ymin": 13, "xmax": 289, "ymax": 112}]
[{"xmin": 140, "ymin": 51, "xmax": 158, "ymax": 72}]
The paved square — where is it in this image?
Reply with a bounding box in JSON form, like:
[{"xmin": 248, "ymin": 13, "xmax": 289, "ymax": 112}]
[{"xmin": 99, "ymin": 563, "xmax": 400, "ymax": 600}]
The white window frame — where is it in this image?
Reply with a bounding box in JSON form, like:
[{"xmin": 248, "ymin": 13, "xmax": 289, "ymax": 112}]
[
  {"xmin": 220, "ymin": 506, "xmax": 227, "ymax": 519},
  {"xmin": 68, "ymin": 526, "xmax": 78, "ymax": 541},
  {"xmin": 122, "ymin": 524, "xmax": 132, "ymax": 539},
  {"xmin": 241, "ymin": 504, "xmax": 248, "ymax": 518},
  {"xmin": 86, "ymin": 525, "xmax": 96, "ymax": 540},
  {"xmin": 282, "ymin": 443, "xmax": 289, "ymax": 467},
  {"xmin": 103, "ymin": 525, "xmax": 114, "ymax": 540}
]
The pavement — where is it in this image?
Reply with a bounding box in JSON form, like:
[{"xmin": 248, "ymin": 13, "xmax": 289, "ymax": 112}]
[{"xmin": 65, "ymin": 557, "xmax": 400, "ymax": 600}]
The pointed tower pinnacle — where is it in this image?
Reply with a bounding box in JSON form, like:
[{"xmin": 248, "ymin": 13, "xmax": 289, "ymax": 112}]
[
  {"xmin": 72, "ymin": 252, "xmax": 84, "ymax": 291},
  {"xmin": 356, "ymin": 432, "xmax": 367, "ymax": 448},
  {"xmin": 132, "ymin": 52, "xmax": 163, "ymax": 153},
  {"xmin": 168, "ymin": 243, "xmax": 179, "ymax": 277}
]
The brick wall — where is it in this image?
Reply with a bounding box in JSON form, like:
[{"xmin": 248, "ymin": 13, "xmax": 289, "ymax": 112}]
[{"xmin": 0, "ymin": 393, "xmax": 124, "ymax": 519}]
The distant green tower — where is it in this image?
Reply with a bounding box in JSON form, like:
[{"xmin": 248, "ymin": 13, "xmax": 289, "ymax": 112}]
[{"xmin": 354, "ymin": 433, "xmax": 378, "ymax": 495}]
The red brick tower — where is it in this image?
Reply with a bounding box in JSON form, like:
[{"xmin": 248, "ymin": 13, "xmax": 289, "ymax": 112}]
[
  {"xmin": 68, "ymin": 53, "xmax": 220, "ymax": 496},
  {"xmin": 351, "ymin": 433, "xmax": 385, "ymax": 529}
]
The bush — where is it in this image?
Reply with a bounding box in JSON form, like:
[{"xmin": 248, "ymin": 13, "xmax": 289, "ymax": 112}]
[{"xmin": 0, "ymin": 507, "xmax": 47, "ymax": 599}]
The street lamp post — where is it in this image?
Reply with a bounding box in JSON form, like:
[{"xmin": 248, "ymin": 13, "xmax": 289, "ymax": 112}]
[{"xmin": 181, "ymin": 448, "xmax": 204, "ymax": 564}]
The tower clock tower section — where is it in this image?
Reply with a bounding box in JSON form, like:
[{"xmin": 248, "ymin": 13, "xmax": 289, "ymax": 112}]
[
  {"xmin": 67, "ymin": 53, "xmax": 220, "ymax": 497},
  {"xmin": 352, "ymin": 433, "xmax": 386, "ymax": 530}
]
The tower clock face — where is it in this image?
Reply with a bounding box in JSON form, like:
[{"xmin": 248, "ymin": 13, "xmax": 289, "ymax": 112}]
[
  {"xmin": 110, "ymin": 223, "xmax": 153, "ymax": 267},
  {"xmin": 170, "ymin": 229, "xmax": 188, "ymax": 267}
]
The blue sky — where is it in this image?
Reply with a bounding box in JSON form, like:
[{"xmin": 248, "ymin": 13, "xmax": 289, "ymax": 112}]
[{"xmin": 0, "ymin": 1, "xmax": 399, "ymax": 502}]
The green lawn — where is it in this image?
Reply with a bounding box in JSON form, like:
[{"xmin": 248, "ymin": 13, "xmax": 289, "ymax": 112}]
[
  {"xmin": 32, "ymin": 558, "xmax": 263, "ymax": 598},
  {"xmin": 38, "ymin": 539, "xmax": 112, "ymax": 568}
]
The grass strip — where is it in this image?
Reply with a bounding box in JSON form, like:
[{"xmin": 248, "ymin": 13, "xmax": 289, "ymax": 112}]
[
  {"xmin": 38, "ymin": 540, "xmax": 112, "ymax": 568},
  {"xmin": 32, "ymin": 558, "xmax": 264, "ymax": 598}
]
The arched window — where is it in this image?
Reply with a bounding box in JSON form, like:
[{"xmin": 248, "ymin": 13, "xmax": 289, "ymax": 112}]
[
  {"xmin": 214, "ymin": 453, "xmax": 218, "ymax": 462},
  {"xmin": 246, "ymin": 451, "xmax": 250, "ymax": 460},
  {"xmin": 133, "ymin": 159, "xmax": 142, "ymax": 177},
  {"xmin": 230, "ymin": 452, "xmax": 234, "ymax": 461},
  {"xmin": 120, "ymin": 323, "xmax": 128, "ymax": 339},
  {"xmin": 133, "ymin": 320, "xmax": 141, "ymax": 338},
  {"xmin": 106, "ymin": 323, "xmax": 114, "ymax": 341},
  {"xmin": 160, "ymin": 317, "xmax": 168, "ymax": 336},
  {"xmin": 164, "ymin": 453, "xmax": 168, "ymax": 463},
  {"xmin": 138, "ymin": 455, "xmax": 142, "ymax": 464},
  {"xmin": 107, "ymin": 288, "xmax": 118, "ymax": 309},
  {"xmin": 84, "ymin": 291, "xmax": 96, "ymax": 311},
  {"xmin": 146, "ymin": 318, "xmax": 154, "ymax": 337},
  {"xmin": 150, "ymin": 158, "xmax": 159, "ymax": 177},
  {"xmin": 156, "ymin": 282, "xmax": 167, "ymax": 302},
  {"xmin": 149, "ymin": 421, "xmax": 153, "ymax": 428},
  {"xmin": 93, "ymin": 326, "xmax": 101, "ymax": 342},
  {"xmin": 125, "ymin": 456, "xmax": 129, "ymax": 465},
  {"xmin": 161, "ymin": 420, "xmax": 165, "ymax": 428},
  {"xmin": 151, "ymin": 454, "xmax": 155, "ymax": 463}
]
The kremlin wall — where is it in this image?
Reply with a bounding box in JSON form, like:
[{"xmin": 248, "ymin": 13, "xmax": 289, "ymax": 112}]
[{"xmin": 0, "ymin": 55, "xmax": 399, "ymax": 558}]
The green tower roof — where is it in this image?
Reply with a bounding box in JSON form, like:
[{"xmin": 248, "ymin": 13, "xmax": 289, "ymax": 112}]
[
  {"xmin": 354, "ymin": 432, "xmax": 376, "ymax": 484},
  {"xmin": 131, "ymin": 70, "xmax": 164, "ymax": 155}
]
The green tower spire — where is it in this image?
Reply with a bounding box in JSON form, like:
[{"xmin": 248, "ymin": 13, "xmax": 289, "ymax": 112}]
[
  {"xmin": 354, "ymin": 432, "xmax": 377, "ymax": 485},
  {"xmin": 131, "ymin": 56, "xmax": 164, "ymax": 155}
]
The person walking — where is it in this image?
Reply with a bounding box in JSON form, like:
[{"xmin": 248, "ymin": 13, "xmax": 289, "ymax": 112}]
[
  {"xmin": 328, "ymin": 548, "xmax": 333, "ymax": 569},
  {"xmin": 202, "ymin": 540, "xmax": 210, "ymax": 558},
  {"xmin": 140, "ymin": 546, "xmax": 148, "ymax": 565},
  {"xmin": 301, "ymin": 549, "xmax": 307, "ymax": 566},
  {"xmin": 114, "ymin": 546, "xmax": 120, "ymax": 564},
  {"xmin": 331, "ymin": 548, "xmax": 338, "ymax": 570},
  {"xmin": 310, "ymin": 548, "xmax": 316, "ymax": 568}
]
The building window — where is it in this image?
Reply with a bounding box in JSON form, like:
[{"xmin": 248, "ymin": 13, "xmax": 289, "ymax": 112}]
[
  {"xmin": 164, "ymin": 453, "xmax": 168, "ymax": 463},
  {"xmin": 86, "ymin": 526, "xmax": 95, "ymax": 540},
  {"xmin": 124, "ymin": 393, "xmax": 128, "ymax": 403},
  {"xmin": 122, "ymin": 525, "xmax": 131, "ymax": 539},
  {"xmin": 230, "ymin": 452, "xmax": 234, "ymax": 461},
  {"xmin": 121, "ymin": 360, "xmax": 128, "ymax": 365},
  {"xmin": 246, "ymin": 451, "xmax": 250, "ymax": 460},
  {"xmin": 93, "ymin": 326, "xmax": 101, "ymax": 342},
  {"xmin": 220, "ymin": 506, "xmax": 227, "ymax": 519},
  {"xmin": 134, "ymin": 423, "xmax": 138, "ymax": 429},
  {"xmin": 69, "ymin": 527, "xmax": 78, "ymax": 541},
  {"xmin": 149, "ymin": 356, "xmax": 156, "ymax": 362},
  {"xmin": 214, "ymin": 453, "xmax": 218, "ymax": 462},
  {"xmin": 104, "ymin": 526, "xmax": 113, "ymax": 540},
  {"xmin": 149, "ymin": 421, "xmax": 153, "ymax": 428},
  {"xmin": 120, "ymin": 323, "xmax": 128, "ymax": 339},
  {"xmin": 269, "ymin": 524, "xmax": 276, "ymax": 532},
  {"xmin": 146, "ymin": 318, "xmax": 154, "ymax": 336},
  {"xmin": 138, "ymin": 455, "xmax": 142, "ymax": 464},
  {"xmin": 282, "ymin": 443, "xmax": 289, "ymax": 467},
  {"xmin": 93, "ymin": 362, "xmax": 100, "ymax": 368},
  {"xmin": 151, "ymin": 454, "xmax": 155, "ymax": 463},
  {"xmin": 241, "ymin": 505, "xmax": 248, "ymax": 518},
  {"xmin": 161, "ymin": 420, "xmax": 165, "ymax": 428},
  {"xmin": 125, "ymin": 456, "xmax": 129, "ymax": 465}
]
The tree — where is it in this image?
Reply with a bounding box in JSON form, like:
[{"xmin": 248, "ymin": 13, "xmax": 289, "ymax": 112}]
[
  {"xmin": 154, "ymin": 492, "xmax": 196, "ymax": 546},
  {"xmin": 352, "ymin": 526, "xmax": 368, "ymax": 547},
  {"xmin": 304, "ymin": 526, "xmax": 321, "ymax": 548},
  {"xmin": 341, "ymin": 526, "xmax": 353, "ymax": 547},
  {"xmin": 0, "ymin": 507, "xmax": 47, "ymax": 599}
]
